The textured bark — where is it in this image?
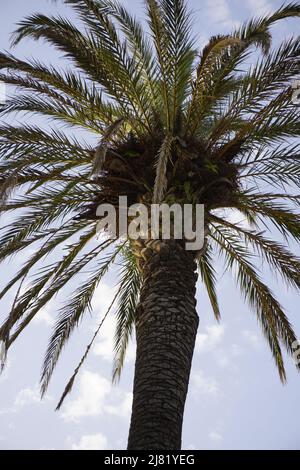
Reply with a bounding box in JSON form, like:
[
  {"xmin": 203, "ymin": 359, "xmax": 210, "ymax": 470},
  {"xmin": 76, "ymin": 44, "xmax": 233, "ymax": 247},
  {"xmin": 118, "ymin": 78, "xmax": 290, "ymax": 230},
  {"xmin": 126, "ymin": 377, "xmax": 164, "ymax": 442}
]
[{"xmin": 127, "ymin": 240, "xmax": 199, "ymax": 450}]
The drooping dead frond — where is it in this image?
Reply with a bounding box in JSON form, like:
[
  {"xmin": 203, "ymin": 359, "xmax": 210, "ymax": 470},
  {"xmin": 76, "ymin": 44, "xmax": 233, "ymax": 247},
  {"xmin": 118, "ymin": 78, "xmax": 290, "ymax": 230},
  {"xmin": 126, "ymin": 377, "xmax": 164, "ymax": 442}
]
[
  {"xmin": 55, "ymin": 287, "xmax": 120, "ymax": 410},
  {"xmin": 90, "ymin": 117, "xmax": 125, "ymax": 176},
  {"xmin": 112, "ymin": 246, "xmax": 141, "ymax": 382}
]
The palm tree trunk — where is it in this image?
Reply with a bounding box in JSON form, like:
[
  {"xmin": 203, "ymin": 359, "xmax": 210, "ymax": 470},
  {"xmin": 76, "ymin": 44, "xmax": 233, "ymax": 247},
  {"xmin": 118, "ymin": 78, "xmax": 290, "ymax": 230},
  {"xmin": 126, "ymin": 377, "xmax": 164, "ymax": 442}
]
[{"xmin": 127, "ymin": 240, "xmax": 199, "ymax": 450}]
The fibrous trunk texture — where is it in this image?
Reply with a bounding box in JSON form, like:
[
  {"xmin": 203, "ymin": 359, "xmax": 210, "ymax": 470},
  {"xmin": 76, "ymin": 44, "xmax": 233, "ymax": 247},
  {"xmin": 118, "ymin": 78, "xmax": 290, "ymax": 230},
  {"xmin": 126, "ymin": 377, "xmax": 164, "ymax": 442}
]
[{"xmin": 127, "ymin": 240, "xmax": 199, "ymax": 450}]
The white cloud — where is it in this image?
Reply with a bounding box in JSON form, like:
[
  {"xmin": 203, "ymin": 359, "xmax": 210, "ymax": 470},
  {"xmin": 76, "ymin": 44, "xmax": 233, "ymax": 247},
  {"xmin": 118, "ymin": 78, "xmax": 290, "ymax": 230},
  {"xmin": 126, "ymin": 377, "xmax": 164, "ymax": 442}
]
[
  {"xmin": 204, "ymin": 0, "xmax": 229, "ymax": 22},
  {"xmin": 195, "ymin": 325, "xmax": 240, "ymax": 371},
  {"xmin": 14, "ymin": 384, "xmax": 52, "ymax": 409},
  {"xmin": 195, "ymin": 324, "xmax": 225, "ymax": 354},
  {"xmin": 61, "ymin": 371, "xmax": 111, "ymax": 421},
  {"xmin": 216, "ymin": 353, "xmax": 231, "ymax": 368},
  {"xmin": 0, "ymin": 384, "xmax": 52, "ymax": 415},
  {"xmin": 92, "ymin": 283, "xmax": 117, "ymax": 315},
  {"xmin": 91, "ymin": 283, "xmax": 118, "ymax": 362},
  {"xmin": 92, "ymin": 317, "xmax": 116, "ymax": 361},
  {"xmin": 93, "ymin": 323, "xmax": 136, "ymax": 363},
  {"xmin": 71, "ymin": 433, "xmax": 108, "ymax": 450},
  {"xmin": 61, "ymin": 370, "xmax": 132, "ymax": 422},
  {"xmin": 192, "ymin": 370, "xmax": 220, "ymax": 396},
  {"xmin": 231, "ymin": 343, "xmax": 244, "ymax": 357},
  {"xmin": 106, "ymin": 391, "xmax": 133, "ymax": 418},
  {"xmin": 215, "ymin": 346, "xmax": 242, "ymax": 371},
  {"xmin": 14, "ymin": 386, "xmax": 41, "ymax": 408},
  {"xmin": 204, "ymin": 0, "xmax": 240, "ymax": 29},
  {"xmin": 242, "ymin": 330, "xmax": 261, "ymax": 349},
  {"xmin": 92, "ymin": 283, "xmax": 136, "ymax": 363},
  {"xmin": 209, "ymin": 430, "xmax": 223, "ymax": 442}
]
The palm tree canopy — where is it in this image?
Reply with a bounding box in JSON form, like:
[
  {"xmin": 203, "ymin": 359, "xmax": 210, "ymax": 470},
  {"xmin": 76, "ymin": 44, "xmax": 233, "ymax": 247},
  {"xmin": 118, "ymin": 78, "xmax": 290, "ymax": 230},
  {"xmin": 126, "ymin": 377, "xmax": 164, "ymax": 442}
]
[{"xmin": 0, "ymin": 0, "xmax": 300, "ymax": 406}]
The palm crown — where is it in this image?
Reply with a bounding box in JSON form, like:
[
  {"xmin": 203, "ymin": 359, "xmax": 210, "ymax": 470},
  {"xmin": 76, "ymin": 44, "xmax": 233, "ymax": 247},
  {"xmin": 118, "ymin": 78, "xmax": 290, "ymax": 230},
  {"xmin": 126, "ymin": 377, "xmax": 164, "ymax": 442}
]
[{"xmin": 0, "ymin": 0, "xmax": 300, "ymax": 408}]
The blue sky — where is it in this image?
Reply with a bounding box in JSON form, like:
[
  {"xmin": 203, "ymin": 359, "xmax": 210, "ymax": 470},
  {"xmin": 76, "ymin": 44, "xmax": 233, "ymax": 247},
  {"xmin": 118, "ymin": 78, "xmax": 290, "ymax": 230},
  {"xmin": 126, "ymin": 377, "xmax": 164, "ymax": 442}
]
[{"xmin": 0, "ymin": 0, "xmax": 300, "ymax": 450}]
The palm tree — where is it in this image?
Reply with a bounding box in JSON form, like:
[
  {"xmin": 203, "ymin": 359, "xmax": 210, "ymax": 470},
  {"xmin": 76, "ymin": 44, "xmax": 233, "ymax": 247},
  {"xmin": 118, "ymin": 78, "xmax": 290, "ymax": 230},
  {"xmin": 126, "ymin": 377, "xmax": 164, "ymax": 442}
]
[{"xmin": 0, "ymin": 0, "xmax": 300, "ymax": 450}]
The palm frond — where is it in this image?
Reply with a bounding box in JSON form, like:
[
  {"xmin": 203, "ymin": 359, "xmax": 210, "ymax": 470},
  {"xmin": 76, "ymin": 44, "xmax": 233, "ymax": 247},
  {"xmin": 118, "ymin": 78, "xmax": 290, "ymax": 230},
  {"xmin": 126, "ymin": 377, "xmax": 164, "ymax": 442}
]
[
  {"xmin": 160, "ymin": 0, "xmax": 195, "ymax": 131},
  {"xmin": 0, "ymin": 220, "xmax": 89, "ymax": 301},
  {"xmin": 211, "ymin": 214, "xmax": 300, "ymax": 290},
  {"xmin": 55, "ymin": 286, "xmax": 120, "ymax": 410},
  {"xmin": 40, "ymin": 242, "xmax": 124, "ymax": 396},
  {"xmin": 211, "ymin": 225, "xmax": 299, "ymax": 382},
  {"xmin": 209, "ymin": 37, "xmax": 300, "ymax": 151},
  {"xmin": 146, "ymin": 0, "xmax": 172, "ymax": 131},
  {"xmin": 239, "ymin": 144, "xmax": 300, "ymax": 188},
  {"xmin": 91, "ymin": 117, "xmax": 125, "ymax": 176},
  {"xmin": 185, "ymin": 35, "xmax": 243, "ymax": 136},
  {"xmin": 235, "ymin": 2, "xmax": 300, "ymax": 54},
  {"xmin": 197, "ymin": 244, "xmax": 221, "ymax": 321},
  {"xmin": 0, "ymin": 227, "xmax": 107, "ymax": 346},
  {"xmin": 153, "ymin": 134, "xmax": 174, "ymax": 203},
  {"xmin": 64, "ymin": 0, "xmax": 154, "ymax": 131},
  {"xmin": 99, "ymin": 0, "xmax": 159, "ymax": 109},
  {"xmin": 112, "ymin": 246, "xmax": 141, "ymax": 382},
  {"xmin": 235, "ymin": 192, "xmax": 300, "ymax": 241}
]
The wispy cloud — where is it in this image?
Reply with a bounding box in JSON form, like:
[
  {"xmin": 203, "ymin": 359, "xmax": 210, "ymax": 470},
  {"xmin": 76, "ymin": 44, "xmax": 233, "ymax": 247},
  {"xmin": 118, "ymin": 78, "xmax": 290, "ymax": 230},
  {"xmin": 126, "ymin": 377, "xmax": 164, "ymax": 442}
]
[
  {"xmin": 0, "ymin": 384, "xmax": 52, "ymax": 415},
  {"xmin": 60, "ymin": 371, "xmax": 111, "ymax": 421},
  {"xmin": 242, "ymin": 330, "xmax": 261, "ymax": 349},
  {"xmin": 192, "ymin": 370, "xmax": 220, "ymax": 396},
  {"xmin": 202, "ymin": 0, "xmax": 240, "ymax": 30},
  {"xmin": 208, "ymin": 430, "xmax": 223, "ymax": 442},
  {"xmin": 106, "ymin": 391, "xmax": 133, "ymax": 419},
  {"xmin": 14, "ymin": 386, "xmax": 41, "ymax": 408},
  {"xmin": 196, "ymin": 324, "xmax": 225, "ymax": 354},
  {"xmin": 60, "ymin": 370, "xmax": 132, "ymax": 422},
  {"xmin": 71, "ymin": 433, "xmax": 108, "ymax": 450}
]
